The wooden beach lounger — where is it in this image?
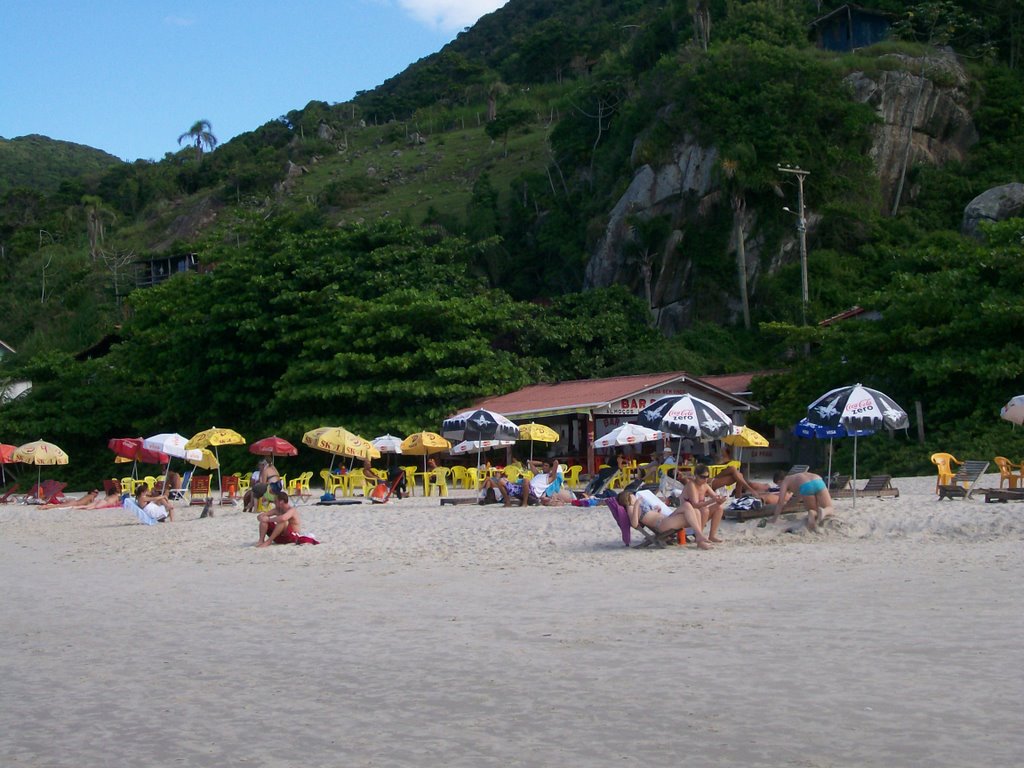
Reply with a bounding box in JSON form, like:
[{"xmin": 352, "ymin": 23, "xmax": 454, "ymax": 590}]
[
  {"xmin": 937, "ymin": 460, "xmax": 989, "ymax": 500},
  {"xmin": 982, "ymin": 488, "xmax": 1024, "ymax": 503},
  {"xmin": 831, "ymin": 475, "xmax": 900, "ymax": 499}
]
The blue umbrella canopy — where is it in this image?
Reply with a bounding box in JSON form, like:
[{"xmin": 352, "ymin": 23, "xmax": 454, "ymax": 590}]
[{"xmin": 794, "ymin": 418, "xmax": 874, "ymax": 439}]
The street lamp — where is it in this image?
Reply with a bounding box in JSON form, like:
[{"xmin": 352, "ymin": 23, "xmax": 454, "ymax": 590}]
[{"xmin": 777, "ymin": 164, "xmax": 810, "ymax": 325}]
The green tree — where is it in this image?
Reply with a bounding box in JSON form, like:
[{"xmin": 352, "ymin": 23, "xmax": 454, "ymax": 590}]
[{"xmin": 177, "ymin": 119, "xmax": 218, "ymax": 162}]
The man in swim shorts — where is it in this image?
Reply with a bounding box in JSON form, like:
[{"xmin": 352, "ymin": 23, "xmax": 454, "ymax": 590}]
[
  {"xmin": 256, "ymin": 492, "xmax": 303, "ymax": 546},
  {"xmin": 771, "ymin": 470, "xmax": 833, "ymax": 531}
]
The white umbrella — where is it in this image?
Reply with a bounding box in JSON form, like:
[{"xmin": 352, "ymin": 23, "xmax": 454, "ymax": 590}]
[
  {"xmin": 593, "ymin": 423, "xmax": 665, "ymax": 448},
  {"xmin": 143, "ymin": 433, "xmax": 203, "ymax": 489},
  {"xmin": 1000, "ymin": 395, "xmax": 1024, "ymax": 426},
  {"xmin": 450, "ymin": 439, "xmax": 516, "ymax": 455},
  {"xmin": 371, "ymin": 434, "xmax": 405, "ymax": 453}
]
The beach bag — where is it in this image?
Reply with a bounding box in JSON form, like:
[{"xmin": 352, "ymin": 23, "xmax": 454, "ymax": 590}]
[
  {"xmin": 320, "ymin": 492, "xmax": 335, "ymax": 502},
  {"xmin": 369, "ymin": 483, "xmax": 389, "ymax": 504},
  {"xmin": 728, "ymin": 495, "xmax": 762, "ymax": 511}
]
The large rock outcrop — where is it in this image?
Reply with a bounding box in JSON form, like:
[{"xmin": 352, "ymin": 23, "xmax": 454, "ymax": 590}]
[
  {"xmin": 584, "ymin": 51, "xmax": 979, "ymax": 333},
  {"xmin": 846, "ymin": 50, "xmax": 977, "ymax": 213},
  {"xmin": 961, "ymin": 183, "xmax": 1024, "ymax": 238}
]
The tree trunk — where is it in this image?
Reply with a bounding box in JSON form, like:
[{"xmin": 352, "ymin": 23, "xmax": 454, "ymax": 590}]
[{"xmin": 734, "ymin": 195, "xmax": 750, "ymax": 329}]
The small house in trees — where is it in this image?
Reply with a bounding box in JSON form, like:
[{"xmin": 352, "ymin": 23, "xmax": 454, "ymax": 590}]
[
  {"xmin": 810, "ymin": 4, "xmax": 892, "ymax": 52},
  {"xmin": 133, "ymin": 252, "xmax": 199, "ymax": 289}
]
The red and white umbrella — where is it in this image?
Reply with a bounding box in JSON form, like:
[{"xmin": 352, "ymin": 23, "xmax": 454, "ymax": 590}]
[
  {"xmin": 593, "ymin": 423, "xmax": 665, "ymax": 448},
  {"xmin": 249, "ymin": 435, "xmax": 299, "ymax": 458}
]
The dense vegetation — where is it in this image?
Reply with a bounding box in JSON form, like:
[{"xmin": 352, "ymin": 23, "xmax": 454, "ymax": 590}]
[
  {"xmin": 0, "ymin": 135, "xmax": 121, "ymax": 196},
  {"xmin": 2, "ymin": 0, "xmax": 1024, "ymax": 484}
]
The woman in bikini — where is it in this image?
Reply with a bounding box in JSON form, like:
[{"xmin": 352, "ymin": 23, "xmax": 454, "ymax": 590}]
[{"xmin": 616, "ymin": 489, "xmax": 713, "ymax": 550}]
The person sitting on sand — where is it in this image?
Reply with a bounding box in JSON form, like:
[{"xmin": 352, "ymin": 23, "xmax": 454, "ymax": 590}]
[
  {"xmin": 125, "ymin": 484, "xmax": 175, "ymax": 523},
  {"xmin": 770, "ymin": 470, "xmax": 834, "ymax": 531},
  {"xmin": 616, "ymin": 489, "xmax": 712, "ymax": 550},
  {"xmin": 479, "ymin": 472, "xmax": 520, "ymax": 506},
  {"xmin": 686, "ymin": 464, "xmax": 726, "ymax": 543},
  {"xmin": 256, "ymin": 492, "xmax": 314, "ymax": 546}
]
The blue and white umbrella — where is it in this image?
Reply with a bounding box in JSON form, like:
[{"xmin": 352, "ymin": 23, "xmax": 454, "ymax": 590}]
[
  {"xmin": 806, "ymin": 384, "xmax": 907, "ymax": 505},
  {"xmin": 794, "ymin": 418, "xmax": 875, "ymax": 483},
  {"xmin": 442, "ymin": 409, "xmax": 519, "ymax": 469},
  {"xmin": 636, "ymin": 395, "xmax": 734, "ymax": 441},
  {"xmin": 441, "ymin": 408, "xmax": 520, "ymax": 442}
]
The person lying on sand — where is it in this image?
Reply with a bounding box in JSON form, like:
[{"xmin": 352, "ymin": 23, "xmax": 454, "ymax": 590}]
[
  {"xmin": 80, "ymin": 488, "xmax": 124, "ymax": 509},
  {"xmin": 54, "ymin": 490, "xmax": 100, "ymax": 508}
]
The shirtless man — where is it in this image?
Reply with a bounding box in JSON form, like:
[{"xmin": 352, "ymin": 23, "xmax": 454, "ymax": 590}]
[
  {"xmin": 687, "ymin": 464, "xmax": 726, "ymax": 543},
  {"xmin": 771, "ymin": 470, "xmax": 834, "ymax": 531},
  {"xmin": 256, "ymin": 492, "xmax": 302, "ymax": 547}
]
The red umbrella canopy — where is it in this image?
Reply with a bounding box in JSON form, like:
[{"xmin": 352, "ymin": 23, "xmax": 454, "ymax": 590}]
[
  {"xmin": 249, "ymin": 435, "xmax": 298, "ymax": 458},
  {"xmin": 0, "ymin": 444, "xmax": 16, "ymax": 464},
  {"xmin": 108, "ymin": 437, "xmax": 169, "ymax": 465}
]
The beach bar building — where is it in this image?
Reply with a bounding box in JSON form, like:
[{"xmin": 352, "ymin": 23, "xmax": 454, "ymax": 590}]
[{"xmin": 471, "ymin": 371, "xmax": 763, "ymax": 472}]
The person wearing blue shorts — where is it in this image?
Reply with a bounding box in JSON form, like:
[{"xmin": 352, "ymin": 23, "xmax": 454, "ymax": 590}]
[{"xmin": 771, "ymin": 470, "xmax": 834, "ymax": 531}]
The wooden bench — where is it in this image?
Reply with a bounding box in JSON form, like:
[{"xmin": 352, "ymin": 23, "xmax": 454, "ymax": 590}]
[{"xmin": 983, "ymin": 488, "xmax": 1024, "ymax": 503}]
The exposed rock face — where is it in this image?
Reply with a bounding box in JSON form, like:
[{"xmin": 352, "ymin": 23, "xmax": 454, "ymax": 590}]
[
  {"xmin": 962, "ymin": 183, "xmax": 1024, "ymax": 238},
  {"xmin": 846, "ymin": 50, "xmax": 977, "ymax": 212},
  {"xmin": 584, "ymin": 138, "xmax": 717, "ymax": 291},
  {"xmin": 585, "ymin": 51, "xmax": 979, "ymax": 333}
]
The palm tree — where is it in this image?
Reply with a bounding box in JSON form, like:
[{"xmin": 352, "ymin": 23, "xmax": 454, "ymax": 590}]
[
  {"xmin": 177, "ymin": 119, "xmax": 218, "ymax": 162},
  {"xmin": 717, "ymin": 144, "xmax": 757, "ymax": 329}
]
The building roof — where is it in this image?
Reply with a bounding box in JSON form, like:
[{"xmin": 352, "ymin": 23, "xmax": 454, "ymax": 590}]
[{"xmin": 471, "ymin": 371, "xmax": 764, "ymax": 419}]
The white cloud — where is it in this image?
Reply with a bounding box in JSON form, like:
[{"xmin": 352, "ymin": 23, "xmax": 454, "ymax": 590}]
[
  {"xmin": 397, "ymin": 0, "xmax": 508, "ymax": 32},
  {"xmin": 163, "ymin": 15, "xmax": 195, "ymax": 27}
]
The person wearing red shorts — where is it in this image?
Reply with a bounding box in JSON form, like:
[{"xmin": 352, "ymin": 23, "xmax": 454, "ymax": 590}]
[{"xmin": 256, "ymin": 492, "xmax": 302, "ymax": 547}]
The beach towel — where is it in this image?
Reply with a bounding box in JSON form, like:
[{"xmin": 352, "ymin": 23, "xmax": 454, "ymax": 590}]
[
  {"xmin": 268, "ymin": 528, "xmax": 319, "ymax": 545},
  {"xmin": 122, "ymin": 497, "xmax": 163, "ymax": 525},
  {"xmin": 606, "ymin": 498, "xmax": 631, "ymax": 546}
]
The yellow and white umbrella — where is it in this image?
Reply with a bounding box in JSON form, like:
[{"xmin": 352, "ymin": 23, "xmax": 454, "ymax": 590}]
[
  {"xmin": 399, "ymin": 431, "xmax": 451, "ymax": 473},
  {"xmin": 13, "ymin": 439, "xmax": 69, "ymax": 489},
  {"xmin": 518, "ymin": 422, "xmax": 559, "ymax": 462},
  {"xmin": 303, "ymin": 427, "xmax": 380, "ymax": 473},
  {"xmin": 723, "ymin": 425, "xmax": 769, "ymax": 474},
  {"xmin": 187, "ymin": 427, "xmax": 245, "ymax": 495}
]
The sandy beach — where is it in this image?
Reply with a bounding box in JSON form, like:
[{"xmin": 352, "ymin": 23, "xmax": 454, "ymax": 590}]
[{"xmin": 1, "ymin": 473, "xmax": 1022, "ymax": 767}]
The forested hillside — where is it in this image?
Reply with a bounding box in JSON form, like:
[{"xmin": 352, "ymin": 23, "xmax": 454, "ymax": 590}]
[
  {"xmin": 0, "ymin": 134, "xmax": 121, "ymax": 195},
  {"xmin": 2, "ymin": 0, "xmax": 1024, "ymax": 484}
]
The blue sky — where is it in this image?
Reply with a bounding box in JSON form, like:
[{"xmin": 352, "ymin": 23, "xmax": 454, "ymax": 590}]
[{"xmin": 1, "ymin": 1, "xmax": 508, "ymax": 162}]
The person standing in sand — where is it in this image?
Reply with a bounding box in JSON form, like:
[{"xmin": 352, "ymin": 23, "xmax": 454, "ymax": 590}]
[
  {"xmin": 259, "ymin": 459, "xmax": 283, "ymax": 495},
  {"xmin": 771, "ymin": 470, "xmax": 834, "ymax": 531},
  {"xmin": 256, "ymin": 492, "xmax": 303, "ymax": 546}
]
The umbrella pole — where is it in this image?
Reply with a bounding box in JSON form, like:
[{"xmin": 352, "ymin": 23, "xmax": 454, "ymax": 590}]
[
  {"xmin": 827, "ymin": 438, "xmax": 834, "ymax": 482},
  {"xmin": 852, "ymin": 434, "xmax": 858, "ymax": 508},
  {"xmin": 215, "ymin": 447, "xmax": 223, "ymax": 499}
]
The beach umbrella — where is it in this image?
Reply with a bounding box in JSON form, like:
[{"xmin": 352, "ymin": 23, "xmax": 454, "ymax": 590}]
[
  {"xmin": 807, "ymin": 384, "xmax": 907, "ymax": 505},
  {"xmin": 400, "ymin": 431, "xmax": 452, "ymax": 473},
  {"xmin": 442, "ymin": 408, "xmax": 520, "ymax": 471},
  {"xmin": 1, "ymin": 443, "xmax": 17, "ymax": 485},
  {"xmin": 723, "ymin": 425, "xmax": 769, "ymax": 475},
  {"xmin": 637, "ymin": 395, "xmax": 734, "ymax": 441},
  {"xmin": 441, "ymin": 408, "xmax": 520, "ymax": 442},
  {"xmin": 1000, "ymin": 395, "xmax": 1024, "ymax": 426},
  {"xmin": 450, "ymin": 439, "xmax": 516, "ymax": 455},
  {"xmin": 371, "ymin": 434, "xmax": 405, "ymax": 454},
  {"xmin": 13, "ymin": 439, "xmax": 69, "ymax": 490},
  {"xmin": 593, "ymin": 422, "xmax": 665, "ymax": 448},
  {"xmin": 248, "ymin": 435, "xmax": 298, "ymax": 459},
  {"xmin": 108, "ymin": 437, "xmax": 169, "ymax": 478},
  {"xmin": 143, "ymin": 433, "xmax": 203, "ymax": 489},
  {"xmin": 793, "ymin": 418, "xmax": 874, "ymax": 484},
  {"xmin": 303, "ymin": 427, "xmax": 380, "ymax": 473},
  {"xmin": 187, "ymin": 448, "xmax": 220, "ymax": 470},
  {"xmin": 187, "ymin": 427, "xmax": 246, "ymax": 496},
  {"xmin": 518, "ymin": 422, "xmax": 558, "ymax": 461}
]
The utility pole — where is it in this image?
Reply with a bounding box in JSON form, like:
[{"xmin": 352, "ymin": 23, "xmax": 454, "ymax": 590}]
[{"xmin": 778, "ymin": 164, "xmax": 810, "ymax": 326}]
